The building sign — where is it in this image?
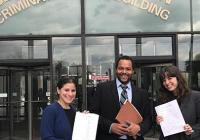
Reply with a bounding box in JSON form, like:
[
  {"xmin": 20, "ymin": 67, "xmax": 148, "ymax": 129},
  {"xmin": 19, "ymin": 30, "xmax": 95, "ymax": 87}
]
[
  {"xmin": 118, "ymin": 0, "xmax": 174, "ymax": 20},
  {"xmin": 0, "ymin": 0, "xmax": 47, "ymax": 24}
]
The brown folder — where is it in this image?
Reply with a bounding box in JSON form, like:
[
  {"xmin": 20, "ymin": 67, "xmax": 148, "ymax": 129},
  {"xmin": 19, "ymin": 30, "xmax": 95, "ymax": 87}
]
[{"xmin": 115, "ymin": 100, "xmax": 143, "ymax": 124}]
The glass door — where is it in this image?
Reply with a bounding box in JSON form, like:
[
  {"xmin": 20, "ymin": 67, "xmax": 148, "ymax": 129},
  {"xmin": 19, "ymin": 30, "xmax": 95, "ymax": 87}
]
[
  {"xmin": 0, "ymin": 67, "xmax": 50, "ymax": 140},
  {"xmin": 0, "ymin": 69, "xmax": 10, "ymax": 139},
  {"xmin": 0, "ymin": 68, "xmax": 28, "ymax": 140},
  {"xmin": 31, "ymin": 67, "xmax": 50, "ymax": 140},
  {"xmin": 133, "ymin": 63, "xmax": 172, "ymax": 135},
  {"xmin": 134, "ymin": 64, "xmax": 172, "ymax": 99}
]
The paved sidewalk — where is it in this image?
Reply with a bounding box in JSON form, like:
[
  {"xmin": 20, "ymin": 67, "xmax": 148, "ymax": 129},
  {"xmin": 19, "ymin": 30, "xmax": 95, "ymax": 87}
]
[
  {"xmin": 144, "ymin": 137, "xmax": 159, "ymax": 140},
  {"xmin": 144, "ymin": 127, "xmax": 160, "ymax": 140}
]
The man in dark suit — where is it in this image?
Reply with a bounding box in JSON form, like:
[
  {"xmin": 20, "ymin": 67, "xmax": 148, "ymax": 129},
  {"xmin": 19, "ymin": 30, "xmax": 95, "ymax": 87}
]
[{"xmin": 89, "ymin": 55, "xmax": 152, "ymax": 140}]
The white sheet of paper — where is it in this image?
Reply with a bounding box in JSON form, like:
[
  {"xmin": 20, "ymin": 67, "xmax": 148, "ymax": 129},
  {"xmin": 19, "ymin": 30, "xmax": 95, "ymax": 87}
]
[
  {"xmin": 72, "ymin": 112, "xmax": 99, "ymax": 140},
  {"xmin": 155, "ymin": 99, "xmax": 186, "ymax": 137}
]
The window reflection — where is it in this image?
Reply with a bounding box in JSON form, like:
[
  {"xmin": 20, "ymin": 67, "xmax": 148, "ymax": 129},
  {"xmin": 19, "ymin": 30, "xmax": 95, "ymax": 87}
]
[
  {"xmin": 178, "ymin": 34, "xmax": 190, "ymax": 71},
  {"xmin": 141, "ymin": 37, "xmax": 172, "ymax": 56},
  {"xmin": 192, "ymin": 34, "xmax": 200, "ymax": 90},
  {"xmin": 33, "ymin": 40, "xmax": 48, "ymax": 59},
  {"xmin": 193, "ymin": 35, "xmax": 200, "ymax": 60},
  {"xmin": 52, "ymin": 37, "xmax": 81, "ymax": 67},
  {"xmin": 86, "ymin": 36, "xmax": 114, "ymax": 110},
  {"xmin": 119, "ymin": 38, "xmax": 136, "ymax": 56},
  {"xmin": 193, "ymin": 0, "xmax": 200, "ymax": 31},
  {"xmin": 0, "ymin": 41, "xmax": 28, "ymax": 59},
  {"xmin": 118, "ymin": 37, "xmax": 172, "ymax": 56},
  {"xmin": 0, "ymin": 40, "xmax": 48, "ymax": 59},
  {"xmin": 86, "ymin": 36, "xmax": 115, "ymax": 85},
  {"xmin": 85, "ymin": 0, "xmax": 190, "ymax": 33},
  {"xmin": 178, "ymin": 34, "xmax": 200, "ymax": 90},
  {"xmin": 0, "ymin": 0, "xmax": 81, "ymax": 35},
  {"xmin": 52, "ymin": 37, "xmax": 82, "ymax": 109}
]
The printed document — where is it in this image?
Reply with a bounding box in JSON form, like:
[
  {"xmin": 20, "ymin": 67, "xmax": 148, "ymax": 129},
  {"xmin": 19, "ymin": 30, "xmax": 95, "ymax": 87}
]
[
  {"xmin": 155, "ymin": 99, "xmax": 186, "ymax": 137},
  {"xmin": 72, "ymin": 112, "xmax": 99, "ymax": 140}
]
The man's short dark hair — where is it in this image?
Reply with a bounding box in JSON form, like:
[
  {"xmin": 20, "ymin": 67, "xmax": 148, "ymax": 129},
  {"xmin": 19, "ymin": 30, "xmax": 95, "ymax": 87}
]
[{"xmin": 115, "ymin": 55, "xmax": 134, "ymax": 69}]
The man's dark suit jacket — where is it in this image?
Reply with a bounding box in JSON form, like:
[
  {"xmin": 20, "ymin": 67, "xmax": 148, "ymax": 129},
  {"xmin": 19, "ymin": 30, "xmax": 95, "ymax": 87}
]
[{"xmin": 89, "ymin": 80, "xmax": 152, "ymax": 140}]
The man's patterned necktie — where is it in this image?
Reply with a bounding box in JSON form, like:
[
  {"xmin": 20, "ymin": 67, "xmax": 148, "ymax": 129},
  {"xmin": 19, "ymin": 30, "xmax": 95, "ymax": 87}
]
[{"xmin": 120, "ymin": 84, "xmax": 128, "ymax": 105}]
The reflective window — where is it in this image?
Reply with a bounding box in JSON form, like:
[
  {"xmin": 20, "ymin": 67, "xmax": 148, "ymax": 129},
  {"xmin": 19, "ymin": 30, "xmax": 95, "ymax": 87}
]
[
  {"xmin": 0, "ymin": 40, "xmax": 48, "ymax": 59},
  {"xmin": 0, "ymin": 0, "xmax": 81, "ymax": 35},
  {"xmin": 52, "ymin": 37, "xmax": 82, "ymax": 109},
  {"xmin": 193, "ymin": 1, "xmax": 200, "ymax": 31},
  {"xmin": 86, "ymin": 36, "xmax": 115, "ymax": 109},
  {"xmin": 193, "ymin": 35, "xmax": 200, "ymax": 61},
  {"xmin": 0, "ymin": 40, "xmax": 27, "ymax": 59},
  {"xmin": 192, "ymin": 34, "xmax": 200, "ymax": 90},
  {"xmin": 52, "ymin": 37, "xmax": 82, "ymax": 68},
  {"xmin": 141, "ymin": 37, "xmax": 172, "ymax": 56},
  {"xmin": 33, "ymin": 40, "xmax": 48, "ymax": 59},
  {"xmin": 118, "ymin": 37, "xmax": 172, "ymax": 56},
  {"xmin": 86, "ymin": 36, "xmax": 115, "ymax": 83},
  {"xmin": 85, "ymin": 0, "xmax": 190, "ymax": 33},
  {"xmin": 178, "ymin": 34, "xmax": 200, "ymax": 90},
  {"xmin": 178, "ymin": 34, "xmax": 190, "ymax": 71},
  {"xmin": 119, "ymin": 38, "xmax": 136, "ymax": 56}
]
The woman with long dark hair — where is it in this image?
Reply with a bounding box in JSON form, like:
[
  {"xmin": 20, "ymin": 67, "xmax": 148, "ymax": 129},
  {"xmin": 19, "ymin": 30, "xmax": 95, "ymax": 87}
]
[{"xmin": 156, "ymin": 66, "xmax": 200, "ymax": 140}]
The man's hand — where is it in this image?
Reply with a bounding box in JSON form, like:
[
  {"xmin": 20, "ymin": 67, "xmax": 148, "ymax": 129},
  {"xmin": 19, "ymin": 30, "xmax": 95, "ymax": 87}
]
[
  {"xmin": 126, "ymin": 122, "xmax": 141, "ymax": 137},
  {"xmin": 111, "ymin": 123, "xmax": 129, "ymax": 135}
]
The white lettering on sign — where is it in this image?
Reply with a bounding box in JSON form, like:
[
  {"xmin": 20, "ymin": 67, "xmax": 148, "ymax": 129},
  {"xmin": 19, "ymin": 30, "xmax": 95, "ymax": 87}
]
[
  {"xmin": 0, "ymin": 0, "xmax": 9, "ymax": 6},
  {"xmin": 0, "ymin": 0, "xmax": 47, "ymax": 24},
  {"xmin": 118, "ymin": 0, "xmax": 174, "ymax": 21}
]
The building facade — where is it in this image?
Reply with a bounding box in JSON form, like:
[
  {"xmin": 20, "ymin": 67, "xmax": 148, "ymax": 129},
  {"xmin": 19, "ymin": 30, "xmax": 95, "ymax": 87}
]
[{"xmin": 0, "ymin": 0, "xmax": 200, "ymax": 139}]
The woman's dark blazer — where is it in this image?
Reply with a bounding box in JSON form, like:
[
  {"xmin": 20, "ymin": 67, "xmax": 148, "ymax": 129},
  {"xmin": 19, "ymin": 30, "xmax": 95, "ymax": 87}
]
[
  {"xmin": 40, "ymin": 102, "xmax": 75, "ymax": 140},
  {"xmin": 89, "ymin": 80, "xmax": 152, "ymax": 140},
  {"xmin": 159, "ymin": 90, "xmax": 200, "ymax": 140}
]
